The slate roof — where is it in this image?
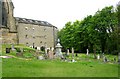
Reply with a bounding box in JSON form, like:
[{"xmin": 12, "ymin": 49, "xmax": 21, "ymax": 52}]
[{"xmin": 15, "ymin": 17, "xmax": 54, "ymax": 27}]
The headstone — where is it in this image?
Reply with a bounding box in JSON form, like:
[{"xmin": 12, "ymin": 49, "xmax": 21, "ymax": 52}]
[
  {"xmin": 100, "ymin": 53, "xmax": 102, "ymax": 58},
  {"xmin": 72, "ymin": 47, "xmax": 74, "ymax": 58},
  {"xmin": 37, "ymin": 47, "xmax": 40, "ymax": 50},
  {"xmin": 97, "ymin": 54, "xmax": 100, "ymax": 60},
  {"xmin": 104, "ymin": 57, "xmax": 107, "ymax": 62},
  {"xmin": 48, "ymin": 48, "xmax": 54, "ymax": 59},
  {"xmin": 37, "ymin": 56, "xmax": 44, "ymax": 60},
  {"xmin": 118, "ymin": 53, "xmax": 120, "ymax": 64},
  {"xmin": 67, "ymin": 49, "xmax": 70, "ymax": 56},
  {"xmin": 113, "ymin": 57, "xmax": 116, "ymax": 63},
  {"xmin": 102, "ymin": 53, "xmax": 105, "ymax": 58},
  {"xmin": 86, "ymin": 49, "xmax": 89, "ymax": 55},
  {"xmin": 20, "ymin": 48, "xmax": 23, "ymax": 53},
  {"xmin": 11, "ymin": 44, "xmax": 15, "ymax": 50},
  {"xmin": 6, "ymin": 48, "xmax": 10, "ymax": 54},
  {"xmin": 72, "ymin": 59, "xmax": 76, "ymax": 62}
]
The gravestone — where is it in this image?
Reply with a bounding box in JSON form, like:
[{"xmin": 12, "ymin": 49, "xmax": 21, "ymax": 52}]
[
  {"xmin": 102, "ymin": 53, "xmax": 105, "ymax": 58},
  {"xmin": 72, "ymin": 48, "xmax": 74, "ymax": 58},
  {"xmin": 104, "ymin": 57, "xmax": 107, "ymax": 62},
  {"xmin": 97, "ymin": 54, "xmax": 100, "ymax": 60},
  {"xmin": 48, "ymin": 48, "xmax": 54, "ymax": 59},
  {"xmin": 11, "ymin": 44, "xmax": 15, "ymax": 50},
  {"xmin": 6, "ymin": 48, "xmax": 10, "ymax": 54},
  {"xmin": 113, "ymin": 57, "xmax": 116, "ymax": 63},
  {"xmin": 67, "ymin": 49, "xmax": 70, "ymax": 56},
  {"xmin": 86, "ymin": 49, "xmax": 89, "ymax": 55},
  {"xmin": 20, "ymin": 48, "xmax": 23, "ymax": 53},
  {"xmin": 37, "ymin": 56, "xmax": 44, "ymax": 60},
  {"xmin": 72, "ymin": 59, "xmax": 76, "ymax": 62},
  {"xmin": 37, "ymin": 47, "xmax": 40, "ymax": 50}
]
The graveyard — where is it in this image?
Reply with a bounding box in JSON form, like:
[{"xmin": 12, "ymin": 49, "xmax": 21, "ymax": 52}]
[{"xmin": 1, "ymin": 44, "xmax": 119, "ymax": 77}]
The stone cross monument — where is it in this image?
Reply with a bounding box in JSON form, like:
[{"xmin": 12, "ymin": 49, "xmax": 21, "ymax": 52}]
[{"xmin": 55, "ymin": 39, "xmax": 63, "ymax": 58}]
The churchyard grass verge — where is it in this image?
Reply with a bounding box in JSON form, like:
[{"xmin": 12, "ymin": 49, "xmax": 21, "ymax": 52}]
[{"xmin": 1, "ymin": 44, "xmax": 119, "ymax": 77}]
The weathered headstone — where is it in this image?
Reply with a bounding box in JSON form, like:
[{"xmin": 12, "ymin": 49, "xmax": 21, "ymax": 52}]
[
  {"xmin": 6, "ymin": 48, "xmax": 10, "ymax": 54},
  {"xmin": 67, "ymin": 49, "xmax": 70, "ymax": 56},
  {"xmin": 48, "ymin": 49, "xmax": 54, "ymax": 59},
  {"xmin": 97, "ymin": 54, "xmax": 100, "ymax": 60},
  {"xmin": 20, "ymin": 48, "xmax": 23, "ymax": 53},
  {"xmin": 102, "ymin": 53, "xmax": 105, "ymax": 58},
  {"xmin": 37, "ymin": 56, "xmax": 44, "ymax": 60},
  {"xmin": 72, "ymin": 47, "xmax": 74, "ymax": 58},
  {"xmin": 104, "ymin": 57, "xmax": 107, "ymax": 62},
  {"xmin": 72, "ymin": 59, "xmax": 76, "ymax": 62},
  {"xmin": 11, "ymin": 44, "xmax": 15, "ymax": 50},
  {"xmin": 86, "ymin": 49, "xmax": 89, "ymax": 55},
  {"xmin": 37, "ymin": 47, "xmax": 40, "ymax": 50},
  {"xmin": 113, "ymin": 57, "xmax": 116, "ymax": 63}
]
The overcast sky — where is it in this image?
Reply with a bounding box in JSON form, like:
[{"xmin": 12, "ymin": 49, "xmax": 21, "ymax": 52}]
[{"xmin": 12, "ymin": 0, "xmax": 119, "ymax": 29}]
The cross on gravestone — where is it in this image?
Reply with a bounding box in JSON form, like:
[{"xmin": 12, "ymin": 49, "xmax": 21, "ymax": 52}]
[{"xmin": 72, "ymin": 48, "xmax": 74, "ymax": 58}]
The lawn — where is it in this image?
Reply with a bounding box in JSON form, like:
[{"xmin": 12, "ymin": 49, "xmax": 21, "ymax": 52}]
[
  {"xmin": 1, "ymin": 44, "xmax": 119, "ymax": 77},
  {"xmin": 2, "ymin": 58, "xmax": 118, "ymax": 77}
]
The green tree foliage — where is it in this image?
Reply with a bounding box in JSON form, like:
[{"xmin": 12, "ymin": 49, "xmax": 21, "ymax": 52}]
[{"xmin": 58, "ymin": 5, "xmax": 118, "ymax": 54}]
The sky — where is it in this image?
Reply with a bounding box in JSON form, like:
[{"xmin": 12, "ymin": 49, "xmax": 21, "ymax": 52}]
[{"xmin": 12, "ymin": 0, "xmax": 119, "ymax": 29}]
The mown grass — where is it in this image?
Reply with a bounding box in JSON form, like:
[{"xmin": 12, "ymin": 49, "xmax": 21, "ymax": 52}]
[
  {"xmin": 2, "ymin": 58, "xmax": 118, "ymax": 77},
  {"xmin": 1, "ymin": 44, "xmax": 119, "ymax": 77}
]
